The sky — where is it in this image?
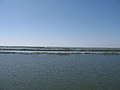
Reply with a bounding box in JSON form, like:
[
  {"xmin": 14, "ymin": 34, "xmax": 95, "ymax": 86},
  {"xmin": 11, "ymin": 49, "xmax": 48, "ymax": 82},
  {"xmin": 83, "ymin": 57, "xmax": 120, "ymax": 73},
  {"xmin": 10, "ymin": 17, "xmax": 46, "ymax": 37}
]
[{"xmin": 0, "ymin": 0, "xmax": 120, "ymax": 47}]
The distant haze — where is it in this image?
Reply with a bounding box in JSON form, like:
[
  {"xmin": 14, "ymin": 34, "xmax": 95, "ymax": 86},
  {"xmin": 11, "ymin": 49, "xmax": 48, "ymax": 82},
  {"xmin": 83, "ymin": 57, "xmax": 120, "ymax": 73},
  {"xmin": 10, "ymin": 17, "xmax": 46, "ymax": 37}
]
[{"xmin": 0, "ymin": 0, "xmax": 120, "ymax": 47}]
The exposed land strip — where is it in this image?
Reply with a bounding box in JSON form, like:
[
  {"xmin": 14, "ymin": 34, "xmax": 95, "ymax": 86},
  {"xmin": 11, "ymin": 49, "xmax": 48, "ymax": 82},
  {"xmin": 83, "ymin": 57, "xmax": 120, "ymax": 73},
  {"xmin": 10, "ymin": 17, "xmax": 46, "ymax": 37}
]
[{"xmin": 0, "ymin": 46, "xmax": 120, "ymax": 55}]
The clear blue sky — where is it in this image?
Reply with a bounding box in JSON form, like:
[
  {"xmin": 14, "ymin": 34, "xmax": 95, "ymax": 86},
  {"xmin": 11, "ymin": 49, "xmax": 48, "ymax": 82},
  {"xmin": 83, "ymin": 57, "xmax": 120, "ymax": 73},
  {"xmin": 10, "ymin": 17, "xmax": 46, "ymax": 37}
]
[{"xmin": 0, "ymin": 0, "xmax": 120, "ymax": 47}]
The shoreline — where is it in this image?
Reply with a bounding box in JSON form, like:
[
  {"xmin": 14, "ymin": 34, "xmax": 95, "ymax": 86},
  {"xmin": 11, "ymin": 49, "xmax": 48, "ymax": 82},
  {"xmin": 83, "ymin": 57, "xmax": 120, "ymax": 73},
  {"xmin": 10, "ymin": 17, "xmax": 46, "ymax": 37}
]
[
  {"xmin": 0, "ymin": 51, "xmax": 120, "ymax": 55},
  {"xmin": 0, "ymin": 46, "xmax": 120, "ymax": 55}
]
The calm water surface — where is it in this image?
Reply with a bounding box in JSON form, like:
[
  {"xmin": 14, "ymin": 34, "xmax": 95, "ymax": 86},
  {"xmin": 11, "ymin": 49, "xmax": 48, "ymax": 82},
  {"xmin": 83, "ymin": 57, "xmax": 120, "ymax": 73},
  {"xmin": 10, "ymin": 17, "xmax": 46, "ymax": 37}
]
[{"xmin": 0, "ymin": 54, "xmax": 120, "ymax": 90}]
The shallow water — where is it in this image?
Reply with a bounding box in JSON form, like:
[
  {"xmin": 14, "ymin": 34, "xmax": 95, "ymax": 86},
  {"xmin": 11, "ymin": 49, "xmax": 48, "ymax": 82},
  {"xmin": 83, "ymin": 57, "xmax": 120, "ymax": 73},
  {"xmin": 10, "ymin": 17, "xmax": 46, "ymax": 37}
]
[{"xmin": 0, "ymin": 54, "xmax": 120, "ymax": 90}]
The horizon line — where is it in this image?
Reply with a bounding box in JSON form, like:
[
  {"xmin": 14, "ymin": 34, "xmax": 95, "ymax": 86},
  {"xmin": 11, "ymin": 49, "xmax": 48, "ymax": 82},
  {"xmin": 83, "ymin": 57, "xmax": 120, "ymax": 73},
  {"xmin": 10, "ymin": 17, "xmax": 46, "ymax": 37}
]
[{"xmin": 0, "ymin": 45, "xmax": 120, "ymax": 49}]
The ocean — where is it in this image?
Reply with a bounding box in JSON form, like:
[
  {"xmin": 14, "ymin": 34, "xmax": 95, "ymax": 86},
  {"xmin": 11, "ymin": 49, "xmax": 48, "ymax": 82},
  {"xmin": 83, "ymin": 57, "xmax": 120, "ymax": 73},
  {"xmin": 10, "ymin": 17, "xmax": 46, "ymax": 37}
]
[{"xmin": 0, "ymin": 53, "xmax": 120, "ymax": 90}]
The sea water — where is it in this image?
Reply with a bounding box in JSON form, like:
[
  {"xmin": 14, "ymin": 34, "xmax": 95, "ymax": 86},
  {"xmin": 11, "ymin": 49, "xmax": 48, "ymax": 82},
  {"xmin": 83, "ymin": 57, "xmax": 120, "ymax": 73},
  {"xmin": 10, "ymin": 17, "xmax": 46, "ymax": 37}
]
[{"xmin": 0, "ymin": 54, "xmax": 120, "ymax": 90}]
